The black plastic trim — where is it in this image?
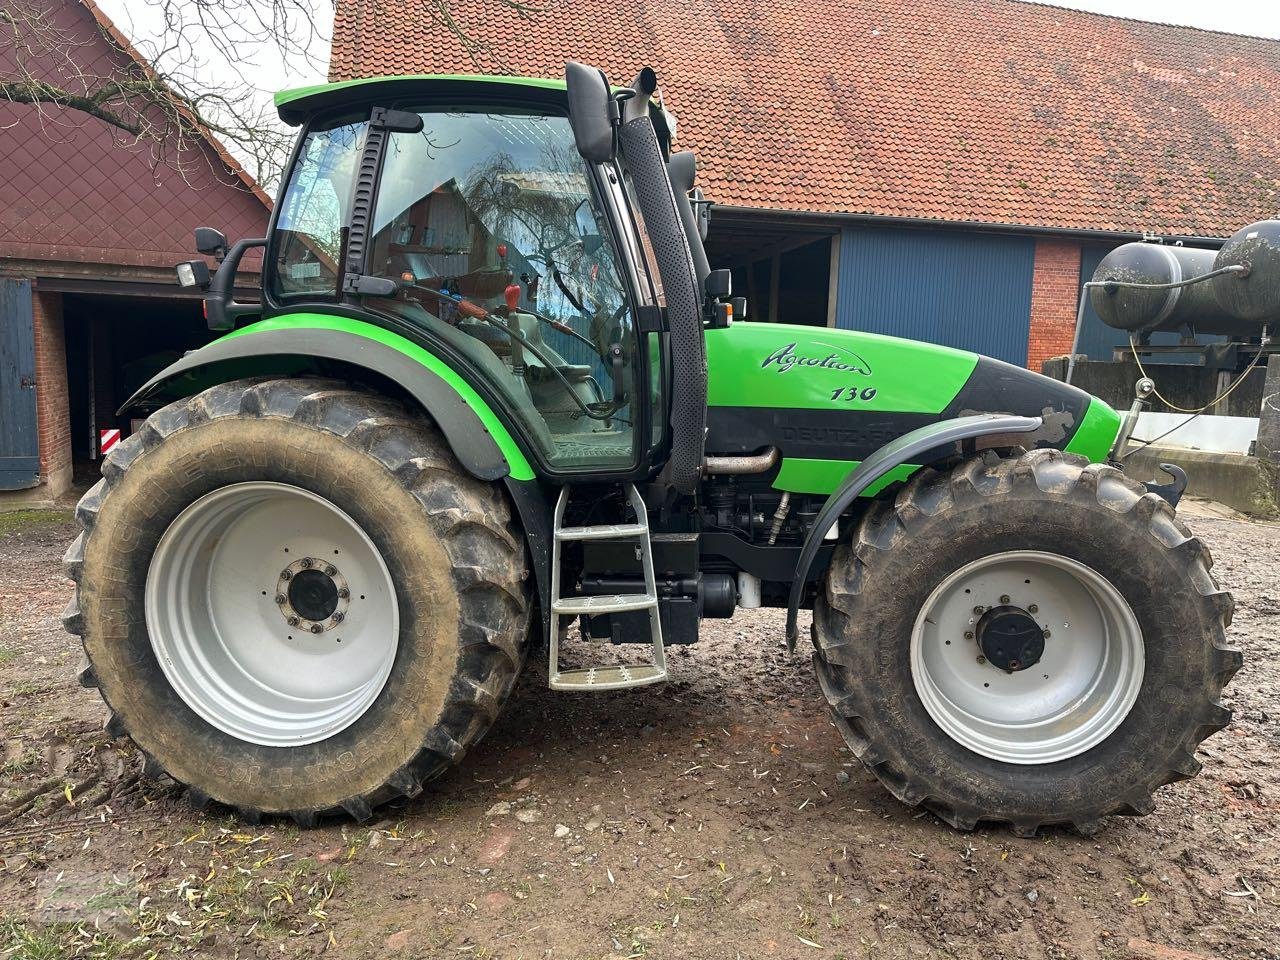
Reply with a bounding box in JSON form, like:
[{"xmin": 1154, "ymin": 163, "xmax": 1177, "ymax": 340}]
[
  {"xmin": 118, "ymin": 327, "xmax": 512, "ymax": 481},
  {"xmin": 205, "ymin": 237, "xmax": 268, "ymax": 331},
  {"xmin": 783, "ymin": 413, "xmax": 1044, "ymax": 649},
  {"xmin": 502, "ymin": 476, "xmax": 553, "ymax": 644},
  {"xmin": 700, "ymin": 531, "xmax": 834, "ymax": 583}
]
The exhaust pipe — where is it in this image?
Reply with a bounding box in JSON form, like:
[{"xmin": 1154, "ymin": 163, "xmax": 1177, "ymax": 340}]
[
  {"xmin": 622, "ymin": 67, "xmax": 658, "ymax": 123},
  {"xmin": 703, "ymin": 447, "xmax": 779, "ymax": 476}
]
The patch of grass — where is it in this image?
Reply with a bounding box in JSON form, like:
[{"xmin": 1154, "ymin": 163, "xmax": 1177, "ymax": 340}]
[
  {"xmin": 130, "ymin": 828, "xmax": 350, "ymax": 950},
  {"xmin": 0, "ymin": 648, "xmax": 17, "ymax": 666},
  {"xmin": 1, "ymin": 747, "xmax": 41, "ymax": 776},
  {"xmin": 9, "ymin": 680, "xmax": 51, "ymax": 699},
  {"xmin": 0, "ymin": 918, "xmax": 128, "ymax": 960},
  {"xmin": 0, "ymin": 509, "xmax": 74, "ymax": 537}
]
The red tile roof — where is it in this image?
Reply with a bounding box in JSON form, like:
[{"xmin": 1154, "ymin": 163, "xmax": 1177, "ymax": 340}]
[
  {"xmin": 0, "ymin": 0, "xmax": 270, "ymax": 270},
  {"xmin": 330, "ymin": 0, "xmax": 1280, "ymax": 237}
]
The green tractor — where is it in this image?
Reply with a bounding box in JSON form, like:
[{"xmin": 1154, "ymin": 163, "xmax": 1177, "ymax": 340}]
[{"xmin": 65, "ymin": 64, "xmax": 1239, "ymax": 835}]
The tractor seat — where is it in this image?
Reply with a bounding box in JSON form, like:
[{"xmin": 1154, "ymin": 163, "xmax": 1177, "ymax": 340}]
[{"xmin": 559, "ymin": 364, "xmax": 594, "ymax": 383}]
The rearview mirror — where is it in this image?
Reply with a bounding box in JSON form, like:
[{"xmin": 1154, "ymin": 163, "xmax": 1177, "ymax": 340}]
[
  {"xmin": 565, "ymin": 62, "xmax": 615, "ymax": 163},
  {"xmin": 194, "ymin": 226, "xmax": 228, "ymax": 260}
]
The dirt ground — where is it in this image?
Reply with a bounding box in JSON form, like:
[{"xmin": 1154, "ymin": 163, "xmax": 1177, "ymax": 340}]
[{"xmin": 1, "ymin": 502, "xmax": 1277, "ymax": 960}]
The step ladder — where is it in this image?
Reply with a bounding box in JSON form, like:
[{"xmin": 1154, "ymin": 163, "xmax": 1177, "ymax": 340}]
[{"xmin": 548, "ymin": 483, "xmax": 666, "ymax": 691}]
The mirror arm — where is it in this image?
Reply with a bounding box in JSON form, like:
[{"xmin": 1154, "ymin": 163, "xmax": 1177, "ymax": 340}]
[{"xmin": 205, "ymin": 237, "xmax": 267, "ymax": 332}]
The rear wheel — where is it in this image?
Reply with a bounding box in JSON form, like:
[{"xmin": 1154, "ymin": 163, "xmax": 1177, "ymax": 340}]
[
  {"xmin": 813, "ymin": 449, "xmax": 1240, "ymax": 835},
  {"xmin": 64, "ymin": 378, "xmax": 531, "ymax": 824}
]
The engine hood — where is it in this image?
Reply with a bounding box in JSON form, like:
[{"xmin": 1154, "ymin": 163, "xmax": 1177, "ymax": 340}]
[{"xmin": 703, "ymin": 322, "xmax": 1121, "ymax": 494}]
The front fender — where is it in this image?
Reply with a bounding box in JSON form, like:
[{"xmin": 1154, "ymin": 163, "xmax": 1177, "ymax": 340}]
[
  {"xmin": 784, "ymin": 413, "xmax": 1043, "ymax": 650},
  {"xmin": 120, "ymin": 314, "xmax": 535, "ymax": 483}
]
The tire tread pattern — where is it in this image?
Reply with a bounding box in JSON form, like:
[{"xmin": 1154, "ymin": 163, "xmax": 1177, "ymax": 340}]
[
  {"xmin": 812, "ymin": 448, "xmax": 1240, "ymax": 835},
  {"xmin": 64, "ymin": 377, "xmax": 530, "ymax": 825}
]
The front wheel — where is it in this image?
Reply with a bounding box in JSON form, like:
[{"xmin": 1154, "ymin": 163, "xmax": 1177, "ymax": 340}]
[{"xmin": 813, "ymin": 449, "xmax": 1241, "ymax": 836}]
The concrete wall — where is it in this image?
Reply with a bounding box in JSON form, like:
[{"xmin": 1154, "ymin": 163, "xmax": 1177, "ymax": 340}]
[
  {"xmin": 1041, "ymin": 357, "xmax": 1267, "ymax": 419},
  {"xmin": 1124, "ymin": 445, "xmax": 1278, "ymax": 518}
]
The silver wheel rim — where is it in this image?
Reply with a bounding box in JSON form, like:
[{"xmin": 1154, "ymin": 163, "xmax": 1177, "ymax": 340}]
[
  {"xmin": 146, "ymin": 482, "xmax": 399, "ymax": 746},
  {"xmin": 910, "ymin": 550, "xmax": 1144, "ymax": 764}
]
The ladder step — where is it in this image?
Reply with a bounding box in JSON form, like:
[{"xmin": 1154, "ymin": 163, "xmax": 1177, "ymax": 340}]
[
  {"xmin": 556, "ymin": 523, "xmax": 648, "ymax": 541},
  {"xmin": 552, "ymin": 593, "xmax": 658, "ymax": 614},
  {"xmin": 550, "ymin": 664, "xmax": 667, "ymax": 691}
]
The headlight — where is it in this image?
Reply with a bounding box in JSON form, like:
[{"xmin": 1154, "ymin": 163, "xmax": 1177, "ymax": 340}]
[{"xmin": 175, "ymin": 260, "xmax": 210, "ymax": 289}]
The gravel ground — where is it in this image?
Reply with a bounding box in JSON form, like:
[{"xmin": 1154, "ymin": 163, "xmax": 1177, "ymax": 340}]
[{"xmin": 0, "ymin": 502, "xmax": 1276, "ymax": 960}]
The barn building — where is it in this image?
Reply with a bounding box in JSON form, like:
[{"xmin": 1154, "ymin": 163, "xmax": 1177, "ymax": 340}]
[
  {"xmin": 0, "ymin": 0, "xmax": 269, "ymax": 500},
  {"xmin": 330, "ymin": 0, "xmax": 1280, "ymax": 366},
  {"xmin": 5, "ymin": 0, "xmax": 1280, "ymax": 504}
]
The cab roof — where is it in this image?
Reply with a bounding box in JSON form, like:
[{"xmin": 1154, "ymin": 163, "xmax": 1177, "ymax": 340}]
[
  {"xmin": 274, "ymin": 74, "xmax": 568, "ymax": 126},
  {"xmin": 274, "ymin": 73, "xmax": 677, "ymax": 144}
]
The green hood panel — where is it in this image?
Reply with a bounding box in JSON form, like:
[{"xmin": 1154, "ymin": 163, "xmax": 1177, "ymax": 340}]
[
  {"xmin": 705, "ymin": 322, "xmax": 1119, "ymax": 496},
  {"xmin": 705, "ymin": 322, "xmax": 979, "ymax": 413},
  {"xmin": 224, "ymin": 314, "xmax": 536, "ymax": 481},
  {"xmin": 1064, "ymin": 396, "xmax": 1123, "ymax": 461}
]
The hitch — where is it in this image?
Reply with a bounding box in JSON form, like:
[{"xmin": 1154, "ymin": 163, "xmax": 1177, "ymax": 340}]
[{"xmin": 1143, "ymin": 462, "xmax": 1188, "ymax": 508}]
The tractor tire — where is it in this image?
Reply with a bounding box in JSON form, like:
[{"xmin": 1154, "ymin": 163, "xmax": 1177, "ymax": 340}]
[
  {"xmin": 63, "ymin": 377, "xmax": 531, "ymax": 825},
  {"xmin": 813, "ymin": 448, "xmax": 1240, "ymax": 836}
]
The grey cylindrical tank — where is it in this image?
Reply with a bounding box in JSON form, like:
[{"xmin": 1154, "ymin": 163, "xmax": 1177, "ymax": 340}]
[
  {"xmin": 1213, "ymin": 219, "xmax": 1280, "ymax": 322},
  {"xmin": 1088, "ymin": 242, "xmax": 1227, "ymax": 334}
]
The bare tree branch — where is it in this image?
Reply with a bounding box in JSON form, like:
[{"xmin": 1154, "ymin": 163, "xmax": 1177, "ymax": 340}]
[
  {"xmin": 0, "ymin": 0, "xmax": 550, "ymax": 192},
  {"xmin": 0, "ymin": 0, "xmax": 330, "ymax": 191}
]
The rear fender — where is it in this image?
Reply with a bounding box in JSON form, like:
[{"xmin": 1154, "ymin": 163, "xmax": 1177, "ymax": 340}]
[
  {"xmin": 120, "ymin": 317, "xmax": 535, "ymax": 483},
  {"xmin": 784, "ymin": 414, "xmax": 1043, "ymax": 650}
]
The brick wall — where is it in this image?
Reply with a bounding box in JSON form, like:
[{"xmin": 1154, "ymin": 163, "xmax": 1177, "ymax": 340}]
[
  {"xmin": 31, "ymin": 287, "xmax": 72, "ymax": 495},
  {"xmin": 1027, "ymin": 239, "xmax": 1083, "ymax": 371}
]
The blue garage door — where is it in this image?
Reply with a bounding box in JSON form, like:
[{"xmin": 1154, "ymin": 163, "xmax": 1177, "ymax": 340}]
[
  {"xmin": 1076, "ymin": 244, "xmax": 1224, "ymax": 363},
  {"xmin": 1, "ymin": 279, "xmax": 40, "ymax": 490},
  {"xmin": 835, "ymin": 225, "xmax": 1035, "ymax": 366}
]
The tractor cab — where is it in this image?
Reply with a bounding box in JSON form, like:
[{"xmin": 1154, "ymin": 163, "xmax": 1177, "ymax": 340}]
[{"xmin": 188, "ymin": 71, "xmax": 718, "ymax": 489}]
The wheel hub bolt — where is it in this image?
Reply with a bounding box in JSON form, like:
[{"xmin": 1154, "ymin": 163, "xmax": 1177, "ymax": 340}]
[
  {"xmin": 275, "ymin": 594, "xmax": 287, "ymax": 605},
  {"xmin": 1043, "ymin": 629, "xmax": 1052, "ymax": 638},
  {"xmin": 977, "ymin": 655, "xmax": 987, "ymax": 664},
  {"xmin": 999, "ymin": 594, "xmax": 1011, "ymax": 604},
  {"xmin": 337, "ymin": 588, "xmax": 350, "ymax": 599},
  {"xmin": 287, "ymin": 615, "xmax": 300, "ymax": 626},
  {"xmin": 310, "ymin": 623, "xmax": 323, "ymax": 634},
  {"xmin": 332, "ymin": 612, "xmax": 345, "ymax": 624},
  {"xmin": 325, "ymin": 565, "xmax": 337, "ymax": 576},
  {"xmin": 300, "ymin": 558, "xmax": 312, "ymax": 569},
  {"xmin": 1028, "ymin": 604, "xmax": 1039, "ymax": 614},
  {"xmin": 280, "ymin": 569, "xmax": 292, "ymax": 581},
  {"xmin": 973, "ymin": 605, "xmax": 985, "ymax": 615},
  {"xmin": 964, "ymin": 630, "xmax": 974, "ymax": 640}
]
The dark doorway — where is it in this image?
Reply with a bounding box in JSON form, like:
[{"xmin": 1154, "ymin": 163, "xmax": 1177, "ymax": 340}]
[{"xmin": 63, "ymin": 293, "xmax": 213, "ymax": 463}]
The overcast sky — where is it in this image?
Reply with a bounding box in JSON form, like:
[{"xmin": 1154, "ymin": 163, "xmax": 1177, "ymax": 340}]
[
  {"xmin": 1036, "ymin": 0, "xmax": 1280, "ymax": 38},
  {"xmin": 91, "ymin": 0, "xmax": 1279, "ymax": 193}
]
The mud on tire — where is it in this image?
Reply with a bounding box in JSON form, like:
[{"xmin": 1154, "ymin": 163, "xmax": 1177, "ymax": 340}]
[
  {"xmin": 813, "ymin": 448, "xmax": 1241, "ymax": 836},
  {"xmin": 63, "ymin": 378, "xmax": 531, "ymax": 825}
]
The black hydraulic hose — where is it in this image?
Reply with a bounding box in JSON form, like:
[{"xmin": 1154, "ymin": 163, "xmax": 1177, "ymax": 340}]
[{"xmin": 1094, "ymin": 263, "xmax": 1248, "ymax": 292}]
